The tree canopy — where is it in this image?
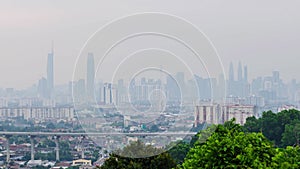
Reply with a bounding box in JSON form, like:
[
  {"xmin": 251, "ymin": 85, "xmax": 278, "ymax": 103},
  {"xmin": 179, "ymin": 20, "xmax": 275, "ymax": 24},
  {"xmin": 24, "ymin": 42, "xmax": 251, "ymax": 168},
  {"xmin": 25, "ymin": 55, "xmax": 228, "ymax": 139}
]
[
  {"xmin": 182, "ymin": 119, "xmax": 276, "ymax": 168},
  {"xmin": 99, "ymin": 140, "xmax": 176, "ymax": 169},
  {"xmin": 243, "ymin": 109, "xmax": 300, "ymax": 147},
  {"xmin": 99, "ymin": 109, "xmax": 300, "ymax": 168}
]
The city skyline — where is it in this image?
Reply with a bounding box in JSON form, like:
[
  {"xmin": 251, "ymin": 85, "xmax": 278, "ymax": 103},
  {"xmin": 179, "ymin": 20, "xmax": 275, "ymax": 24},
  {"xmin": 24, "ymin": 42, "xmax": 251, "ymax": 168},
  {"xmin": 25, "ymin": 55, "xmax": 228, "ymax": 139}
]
[
  {"xmin": 0, "ymin": 41, "xmax": 298, "ymax": 90},
  {"xmin": 1, "ymin": 1, "xmax": 300, "ymax": 88},
  {"xmin": 0, "ymin": 47, "xmax": 299, "ymax": 91},
  {"xmin": 47, "ymin": 45, "xmax": 54, "ymax": 99},
  {"xmin": 2, "ymin": 51, "xmax": 300, "ymax": 110},
  {"xmin": 1, "ymin": 1, "xmax": 300, "ymax": 168}
]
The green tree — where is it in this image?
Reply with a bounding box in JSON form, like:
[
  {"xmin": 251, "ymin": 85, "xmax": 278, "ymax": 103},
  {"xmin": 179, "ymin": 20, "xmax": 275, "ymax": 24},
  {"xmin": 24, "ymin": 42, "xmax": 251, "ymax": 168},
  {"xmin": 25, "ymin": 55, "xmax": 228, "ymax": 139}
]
[
  {"xmin": 271, "ymin": 146, "xmax": 300, "ymax": 168},
  {"xmin": 46, "ymin": 122, "xmax": 56, "ymax": 129},
  {"xmin": 149, "ymin": 125, "xmax": 159, "ymax": 132},
  {"xmin": 59, "ymin": 141, "xmax": 73, "ymax": 161},
  {"xmin": 261, "ymin": 110, "xmax": 282, "ymax": 145},
  {"xmin": 99, "ymin": 140, "xmax": 176, "ymax": 169},
  {"xmin": 182, "ymin": 119, "xmax": 276, "ymax": 169},
  {"xmin": 243, "ymin": 109, "xmax": 300, "ymax": 147},
  {"xmin": 282, "ymin": 120, "xmax": 300, "ymax": 147},
  {"xmin": 243, "ymin": 116, "xmax": 262, "ymax": 132},
  {"xmin": 167, "ymin": 140, "xmax": 190, "ymax": 164}
]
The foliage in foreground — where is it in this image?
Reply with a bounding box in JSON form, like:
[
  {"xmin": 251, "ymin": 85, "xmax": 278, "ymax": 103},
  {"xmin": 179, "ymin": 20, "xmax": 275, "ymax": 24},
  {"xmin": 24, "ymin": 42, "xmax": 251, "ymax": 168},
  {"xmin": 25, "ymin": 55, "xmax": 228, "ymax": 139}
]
[
  {"xmin": 182, "ymin": 119, "xmax": 300, "ymax": 169},
  {"xmin": 99, "ymin": 140, "xmax": 177, "ymax": 169},
  {"xmin": 243, "ymin": 109, "xmax": 300, "ymax": 147},
  {"xmin": 100, "ymin": 111, "xmax": 300, "ymax": 169},
  {"xmin": 182, "ymin": 120, "xmax": 276, "ymax": 168}
]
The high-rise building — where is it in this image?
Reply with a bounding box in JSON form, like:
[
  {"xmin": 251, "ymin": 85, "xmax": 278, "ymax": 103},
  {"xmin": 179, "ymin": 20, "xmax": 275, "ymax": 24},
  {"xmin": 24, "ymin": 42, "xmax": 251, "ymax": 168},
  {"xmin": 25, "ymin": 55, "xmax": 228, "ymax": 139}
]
[
  {"xmin": 227, "ymin": 62, "xmax": 250, "ymax": 98},
  {"xmin": 175, "ymin": 72, "xmax": 186, "ymax": 99},
  {"xmin": 38, "ymin": 77, "xmax": 48, "ymax": 98},
  {"xmin": 117, "ymin": 79, "xmax": 127, "ymax": 104},
  {"xmin": 166, "ymin": 75, "xmax": 180, "ymax": 102},
  {"xmin": 74, "ymin": 79, "xmax": 86, "ymax": 103},
  {"xmin": 238, "ymin": 61, "xmax": 243, "ymax": 82},
  {"xmin": 217, "ymin": 74, "xmax": 226, "ymax": 100},
  {"xmin": 47, "ymin": 48, "xmax": 54, "ymax": 98},
  {"xmin": 194, "ymin": 103, "xmax": 257, "ymax": 126},
  {"xmin": 194, "ymin": 75, "xmax": 212, "ymax": 101},
  {"xmin": 251, "ymin": 77, "xmax": 263, "ymax": 95},
  {"xmin": 103, "ymin": 83, "xmax": 113, "ymax": 105},
  {"xmin": 221, "ymin": 104, "xmax": 257, "ymax": 125},
  {"xmin": 244, "ymin": 65, "xmax": 248, "ymax": 82},
  {"xmin": 229, "ymin": 62, "xmax": 234, "ymax": 82},
  {"xmin": 272, "ymin": 71, "xmax": 280, "ymax": 83},
  {"xmin": 86, "ymin": 53, "xmax": 95, "ymax": 101},
  {"xmin": 228, "ymin": 62, "xmax": 235, "ymax": 96},
  {"xmin": 194, "ymin": 103, "xmax": 221, "ymax": 127}
]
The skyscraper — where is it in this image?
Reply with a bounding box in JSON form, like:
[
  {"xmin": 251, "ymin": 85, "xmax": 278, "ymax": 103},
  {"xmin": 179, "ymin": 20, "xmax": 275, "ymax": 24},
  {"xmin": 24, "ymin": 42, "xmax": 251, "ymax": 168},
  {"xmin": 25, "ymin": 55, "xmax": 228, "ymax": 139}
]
[
  {"xmin": 166, "ymin": 75, "xmax": 180, "ymax": 101},
  {"xmin": 229, "ymin": 62, "xmax": 234, "ymax": 82},
  {"xmin": 244, "ymin": 65, "xmax": 248, "ymax": 82},
  {"xmin": 103, "ymin": 83, "xmax": 113, "ymax": 105},
  {"xmin": 86, "ymin": 53, "xmax": 95, "ymax": 101},
  {"xmin": 38, "ymin": 77, "xmax": 48, "ymax": 98},
  {"xmin": 272, "ymin": 71, "xmax": 280, "ymax": 83},
  {"xmin": 228, "ymin": 62, "xmax": 235, "ymax": 96},
  {"xmin": 47, "ymin": 47, "xmax": 54, "ymax": 99},
  {"xmin": 238, "ymin": 61, "xmax": 243, "ymax": 82},
  {"xmin": 175, "ymin": 72, "xmax": 186, "ymax": 99}
]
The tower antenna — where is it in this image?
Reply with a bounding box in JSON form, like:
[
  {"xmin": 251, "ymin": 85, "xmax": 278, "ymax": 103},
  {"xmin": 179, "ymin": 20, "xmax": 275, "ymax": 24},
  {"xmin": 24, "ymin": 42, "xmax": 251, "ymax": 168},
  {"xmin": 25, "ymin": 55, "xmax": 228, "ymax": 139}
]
[{"xmin": 51, "ymin": 40, "xmax": 54, "ymax": 54}]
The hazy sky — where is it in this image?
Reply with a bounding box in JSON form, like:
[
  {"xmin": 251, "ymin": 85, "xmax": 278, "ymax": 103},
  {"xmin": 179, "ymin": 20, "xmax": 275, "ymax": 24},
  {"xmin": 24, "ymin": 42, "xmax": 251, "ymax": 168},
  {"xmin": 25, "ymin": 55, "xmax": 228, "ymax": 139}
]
[{"xmin": 0, "ymin": 0, "xmax": 299, "ymax": 89}]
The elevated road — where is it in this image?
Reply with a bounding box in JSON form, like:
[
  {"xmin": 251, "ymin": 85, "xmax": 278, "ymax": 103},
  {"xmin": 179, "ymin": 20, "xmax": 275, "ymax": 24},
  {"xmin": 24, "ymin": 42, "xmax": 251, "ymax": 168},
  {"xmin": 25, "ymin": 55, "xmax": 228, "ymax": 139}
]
[
  {"xmin": 0, "ymin": 131, "xmax": 197, "ymax": 163},
  {"xmin": 0, "ymin": 131, "xmax": 197, "ymax": 136}
]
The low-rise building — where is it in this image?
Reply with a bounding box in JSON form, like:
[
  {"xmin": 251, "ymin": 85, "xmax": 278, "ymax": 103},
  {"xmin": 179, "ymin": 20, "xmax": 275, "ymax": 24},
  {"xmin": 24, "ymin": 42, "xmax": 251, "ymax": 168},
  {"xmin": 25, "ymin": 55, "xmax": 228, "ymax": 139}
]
[
  {"xmin": 72, "ymin": 159, "xmax": 92, "ymax": 166},
  {"xmin": 0, "ymin": 106, "xmax": 74, "ymax": 121},
  {"xmin": 194, "ymin": 104, "xmax": 257, "ymax": 126}
]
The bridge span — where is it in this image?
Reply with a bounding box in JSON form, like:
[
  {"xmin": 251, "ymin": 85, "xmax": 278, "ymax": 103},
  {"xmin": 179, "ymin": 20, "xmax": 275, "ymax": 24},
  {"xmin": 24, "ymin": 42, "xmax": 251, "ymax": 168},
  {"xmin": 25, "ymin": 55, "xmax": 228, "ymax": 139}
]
[
  {"xmin": 0, "ymin": 131, "xmax": 197, "ymax": 164},
  {"xmin": 0, "ymin": 131, "xmax": 197, "ymax": 136}
]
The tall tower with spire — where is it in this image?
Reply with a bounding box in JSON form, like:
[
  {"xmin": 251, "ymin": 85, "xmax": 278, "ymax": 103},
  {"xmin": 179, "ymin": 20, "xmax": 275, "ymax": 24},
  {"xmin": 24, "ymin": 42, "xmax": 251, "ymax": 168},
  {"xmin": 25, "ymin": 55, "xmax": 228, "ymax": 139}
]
[
  {"xmin": 86, "ymin": 53, "xmax": 95, "ymax": 101},
  {"xmin": 244, "ymin": 65, "xmax": 248, "ymax": 82},
  {"xmin": 47, "ymin": 42, "xmax": 54, "ymax": 99},
  {"xmin": 238, "ymin": 61, "xmax": 243, "ymax": 82}
]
